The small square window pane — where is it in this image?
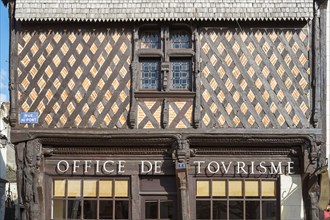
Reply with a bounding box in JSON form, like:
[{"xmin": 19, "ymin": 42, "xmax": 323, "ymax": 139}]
[
  {"xmin": 115, "ymin": 201, "xmax": 129, "ymax": 219},
  {"xmin": 212, "ymin": 180, "xmax": 226, "ymax": 197},
  {"xmin": 160, "ymin": 200, "xmax": 174, "ymax": 219},
  {"xmin": 246, "ymin": 201, "xmax": 260, "ymax": 219},
  {"xmin": 99, "ymin": 200, "xmax": 113, "ymax": 219},
  {"xmin": 54, "ymin": 180, "xmax": 66, "ymax": 197},
  {"xmin": 228, "ymin": 180, "xmax": 242, "ymax": 197},
  {"xmin": 115, "ymin": 180, "xmax": 128, "ymax": 197},
  {"xmin": 68, "ymin": 180, "xmax": 81, "ymax": 197},
  {"xmin": 245, "ymin": 180, "xmax": 259, "ymax": 197},
  {"xmin": 83, "ymin": 180, "xmax": 97, "ymax": 197},
  {"xmin": 262, "ymin": 201, "xmax": 277, "ymax": 219},
  {"xmin": 145, "ymin": 201, "xmax": 158, "ymax": 219},
  {"xmin": 68, "ymin": 200, "xmax": 82, "ymax": 219},
  {"xmin": 213, "ymin": 201, "xmax": 227, "ymax": 219},
  {"xmin": 262, "ymin": 181, "xmax": 276, "ymax": 197},
  {"xmin": 83, "ymin": 200, "xmax": 97, "ymax": 219},
  {"xmin": 196, "ymin": 201, "xmax": 211, "ymax": 219},
  {"xmin": 52, "ymin": 200, "xmax": 66, "ymax": 219},
  {"xmin": 99, "ymin": 180, "xmax": 112, "ymax": 197},
  {"xmin": 229, "ymin": 201, "xmax": 243, "ymax": 219},
  {"xmin": 196, "ymin": 180, "xmax": 209, "ymax": 197}
]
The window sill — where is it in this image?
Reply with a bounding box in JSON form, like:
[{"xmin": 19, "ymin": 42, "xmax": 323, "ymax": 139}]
[
  {"xmin": 137, "ymin": 48, "xmax": 163, "ymax": 58},
  {"xmin": 167, "ymin": 48, "xmax": 194, "ymax": 57},
  {"xmin": 135, "ymin": 91, "xmax": 195, "ymax": 98}
]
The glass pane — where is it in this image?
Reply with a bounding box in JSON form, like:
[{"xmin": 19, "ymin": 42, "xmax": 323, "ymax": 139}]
[
  {"xmin": 171, "ymin": 60, "xmax": 191, "ymax": 89},
  {"xmin": 145, "ymin": 201, "xmax": 158, "ymax": 219},
  {"xmin": 115, "ymin": 201, "xmax": 129, "ymax": 219},
  {"xmin": 83, "ymin": 200, "xmax": 97, "ymax": 219},
  {"xmin": 83, "ymin": 180, "xmax": 97, "ymax": 197},
  {"xmin": 99, "ymin": 200, "xmax": 113, "ymax": 219},
  {"xmin": 246, "ymin": 201, "xmax": 260, "ymax": 219},
  {"xmin": 68, "ymin": 200, "xmax": 81, "ymax": 219},
  {"xmin": 262, "ymin": 201, "xmax": 277, "ymax": 219},
  {"xmin": 100, "ymin": 180, "xmax": 113, "ymax": 197},
  {"xmin": 229, "ymin": 201, "xmax": 243, "ymax": 219},
  {"xmin": 228, "ymin": 180, "xmax": 243, "ymax": 197},
  {"xmin": 54, "ymin": 180, "xmax": 66, "ymax": 197},
  {"xmin": 68, "ymin": 180, "xmax": 81, "ymax": 197},
  {"xmin": 170, "ymin": 30, "xmax": 190, "ymax": 48},
  {"xmin": 160, "ymin": 200, "xmax": 174, "ymax": 219},
  {"xmin": 245, "ymin": 181, "xmax": 259, "ymax": 197},
  {"xmin": 262, "ymin": 181, "xmax": 276, "ymax": 197},
  {"xmin": 196, "ymin": 180, "xmax": 209, "ymax": 197},
  {"xmin": 141, "ymin": 61, "xmax": 160, "ymax": 89},
  {"xmin": 141, "ymin": 31, "xmax": 160, "ymax": 49},
  {"xmin": 115, "ymin": 180, "xmax": 128, "ymax": 197},
  {"xmin": 213, "ymin": 201, "xmax": 227, "ymax": 220},
  {"xmin": 52, "ymin": 200, "xmax": 66, "ymax": 219},
  {"xmin": 212, "ymin": 180, "xmax": 226, "ymax": 197},
  {"xmin": 196, "ymin": 201, "xmax": 211, "ymax": 219}
]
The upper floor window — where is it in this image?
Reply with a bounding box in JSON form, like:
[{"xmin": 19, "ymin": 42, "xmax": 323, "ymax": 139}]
[
  {"xmin": 140, "ymin": 31, "xmax": 160, "ymax": 49},
  {"xmin": 171, "ymin": 59, "xmax": 191, "ymax": 90},
  {"xmin": 136, "ymin": 25, "xmax": 194, "ymax": 93},
  {"xmin": 170, "ymin": 30, "xmax": 191, "ymax": 49},
  {"xmin": 141, "ymin": 59, "xmax": 161, "ymax": 90}
]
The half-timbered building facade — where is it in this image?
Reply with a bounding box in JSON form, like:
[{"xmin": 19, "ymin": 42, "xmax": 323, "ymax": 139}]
[{"xmin": 2, "ymin": 0, "xmax": 329, "ymax": 219}]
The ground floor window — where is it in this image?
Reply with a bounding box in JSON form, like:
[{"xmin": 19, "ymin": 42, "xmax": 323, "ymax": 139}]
[
  {"xmin": 143, "ymin": 197, "xmax": 175, "ymax": 219},
  {"xmin": 52, "ymin": 178, "xmax": 130, "ymax": 220},
  {"xmin": 195, "ymin": 178, "xmax": 278, "ymax": 220}
]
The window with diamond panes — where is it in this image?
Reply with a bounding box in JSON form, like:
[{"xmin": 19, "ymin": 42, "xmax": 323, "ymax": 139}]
[
  {"xmin": 170, "ymin": 30, "xmax": 191, "ymax": 48},
  {"xmin": 52, "ymin": 178, "xmax": 129, "ymax": 220},
  {"xmin": 171, "ymin": 59, "xmax": 191, "ymax": 90},
  {"xmin": 140, "ymin": 31, "xmax": 160, "ymax": 49},
  {"xmin": 141, "ymin": 60, "xmax": 161, "ymax": 90},
  {"xmin": 195, "ymin": 179, "xmax": 278, "ymax": 220}
]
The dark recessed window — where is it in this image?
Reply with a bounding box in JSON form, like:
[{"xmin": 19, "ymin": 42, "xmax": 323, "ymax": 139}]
[
  {"xmin": 141, "ymin": 31, "xmax": 160, "ymax": 49},
  {"xmin": 52, "ymin": 178, "xmax": 130, "ymax": 220},
  {"xmin": 195, "ymin": 179, "xmax": 278, "ymax": 220},
  {"xmin": 170, "ymin": 30, "xmax": 191, "ymax": 49},
  {"xmin": 171, "ymin": 59, "xmax": 191, "ymax": 90},
  {"xmin": 141, "ymin": 60, "xmax": 161, "ymax": 90}
]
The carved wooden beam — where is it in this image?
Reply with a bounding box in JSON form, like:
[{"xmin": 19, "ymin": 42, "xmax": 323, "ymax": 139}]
[{"xmin": 193, "ymin": 27, "xmax": 201, "ymax": 128}]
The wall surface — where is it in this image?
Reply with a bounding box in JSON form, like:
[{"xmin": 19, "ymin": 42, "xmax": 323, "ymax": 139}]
[
  {"xmin": 327, "ymin": 0, "xmax": 330, "ymax": 167},
  {"xmin": 280, "ymin": 175, "xmax": 304, "ymax": 220}
]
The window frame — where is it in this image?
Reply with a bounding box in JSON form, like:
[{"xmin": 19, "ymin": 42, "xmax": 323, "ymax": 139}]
[
  {"xmin": 51, "ymin": 177, "xmax": 131, "ymax": 220},
  {"xmin": 135, "ymin": 24, "xmax": 195, "ymax": 95},
  {"xmin": 195, "ymin": 178, "xmax": 280, "ymax": 220},
  {"xmin": 169, "ymin": 58, "xmax": 192, "ymax": 91},
  {"xmin": 139, "ymin": 58, "xmax": 162, "ymax": 91}
]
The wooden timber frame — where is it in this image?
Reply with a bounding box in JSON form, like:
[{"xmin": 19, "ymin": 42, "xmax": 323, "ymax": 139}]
[{"xmin": 3, "ymin": 0, "xmax": 328, "ymax": 219}]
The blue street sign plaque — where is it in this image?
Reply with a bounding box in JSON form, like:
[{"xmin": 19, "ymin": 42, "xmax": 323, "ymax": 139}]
[
  {"xmin": 20, "ymin": 112, "xmax": 39, "ymax": 124},
  {"xmin": 177, "ymin": 163, "xmax": 186, "ymax": 169}
]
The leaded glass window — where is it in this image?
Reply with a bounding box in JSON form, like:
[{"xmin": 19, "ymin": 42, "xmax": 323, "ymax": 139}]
[
  {"xmin": 141, "ymin": 31, "xmax": 160, "ymax": 49},
  {"xmin": 141, "ymin": 60, "xmax": 160, "ymax": 89},
  {"xmin": 171, "ymin": 59, "xmax": 191, "ymax": 90},
  {"xmin": 170, "ymin": 30, "xmax": 191, "ymax": 48}
]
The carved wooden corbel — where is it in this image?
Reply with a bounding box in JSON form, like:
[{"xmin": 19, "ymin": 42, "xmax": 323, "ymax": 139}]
[
  {"xmin": 161, "ymin": 99, "xmax": 169, "ymax": 128},
  {"xmin": 23, "ymin": 139, "xmax": 42, "ymax": 220},
  {"xmin": 128, "ymin": 61, "xmax": 138, "ymax": 128}
]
